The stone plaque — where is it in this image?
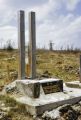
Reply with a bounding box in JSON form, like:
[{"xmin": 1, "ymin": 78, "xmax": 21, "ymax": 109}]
[{"xmin": 41, "ymin": 80, "xmax": 63, "ymax": 94}]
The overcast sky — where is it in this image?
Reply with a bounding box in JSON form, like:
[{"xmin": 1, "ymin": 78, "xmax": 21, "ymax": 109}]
[{"xmin": 0, "ymin": 0, "xmax": 81, "ymax": 49}]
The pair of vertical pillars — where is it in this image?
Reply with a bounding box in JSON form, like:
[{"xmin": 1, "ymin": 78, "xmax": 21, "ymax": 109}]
[
  {"xmin": 18, "ymin": 10, "xmax": 36, "ymax": 79},
  {"xmin": 18, "ymin": 10, "xmax": 81, "ymax": 82}
]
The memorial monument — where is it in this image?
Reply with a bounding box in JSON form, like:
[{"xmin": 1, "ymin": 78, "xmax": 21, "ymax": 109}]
[{"xmin": 16, "ymin": 10, "xmax": 81, "ymax": 116}]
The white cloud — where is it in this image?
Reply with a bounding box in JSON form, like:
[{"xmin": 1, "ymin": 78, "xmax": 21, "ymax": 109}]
[
  {"xmin": 29, "ymin": 0, "xmax": 60, "ymax": 21},
  {"xmin": 0, "ymin": 26, "xmax": 17, "ymax": 48},
  {"xmin": 0, "ymin": 0, "xmax": 81, "ymax": 49},
  {"xmin": 64, "ymin": 0, "xmax": 81, "ymax": 11},
  {"xmin": 36, "ymin": 14, "xmax": 81, "ymax": 49},
  {"xmin": 0, "ymin": 26, "xmax": 17, "ymax": 38},
  {"xmin": 0, "ymin": 0, "xmax": 7, "ymax": 10}
]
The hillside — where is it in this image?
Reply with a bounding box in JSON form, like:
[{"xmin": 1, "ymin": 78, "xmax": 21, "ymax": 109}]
[
  {"xmin": 0, "ymin": 50, "xmax": 80, "ymax": 88},
  {"xmin": 0, "ymin": 50, "xmax": 81, "ymax": 120}
]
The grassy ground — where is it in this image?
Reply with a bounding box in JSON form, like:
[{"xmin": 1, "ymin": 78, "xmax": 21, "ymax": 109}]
[
  {"xmin": 37, "ymin": 50, "xmax": 80, "ymax": 82},
  {"xmin": 0, "ymin": 49, "xmax": 81, "ymax": 88},
  {"xmin": 0, "ymin": 50, "xmax": 18, "ymax": 88},
  {"xmin": 0, "ymin": 49, "xmax": 81, "ymax": 120},
  {"xmin": 0, "ymin": 95, "xmax": 33, "ymax": 120}
]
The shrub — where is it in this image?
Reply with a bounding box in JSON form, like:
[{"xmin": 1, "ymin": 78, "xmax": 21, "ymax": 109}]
[{"xmin": 6, "ymin": 40, "xmax": 14, "ymax": 51}]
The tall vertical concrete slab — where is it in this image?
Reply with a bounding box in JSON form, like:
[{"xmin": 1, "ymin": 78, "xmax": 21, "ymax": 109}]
[
  {"xmin": 80, "ymin": 55, "xmax": 81, "ymax": 82},
  {"xmin": 29, "ymin": 12, "xmax": 36, "ymax": 79},
  {"xmin": 18, "ymin": 10, "xmax": 25, "ymax": 79}
]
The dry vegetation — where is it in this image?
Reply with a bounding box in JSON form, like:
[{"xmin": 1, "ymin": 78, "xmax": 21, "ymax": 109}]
[
  {"xmin": 0, "ymin": 50, "xmax": 18, "ymax": 89},
  {"xmin": 36, "ymin": 50, "xmax": 80, "ymax": 82},
  {"xmin": 0, "ymin": 95, "xmax": 33, "ymax": 120},
  {"xmin": 0, "ymin": 49, "xmax": 81, "ymax": 120},
  {"xmin": 0, "ymin": 49, "xmax": 81, "ymax": 88}
]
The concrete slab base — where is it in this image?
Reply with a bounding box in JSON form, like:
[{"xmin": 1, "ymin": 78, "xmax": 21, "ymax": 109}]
[
  {"xmin": 13, "ymin": 79, "xmax": 81, "ymax": 116},
  {"xmin": 65, "ymin": 81, "xmax": 81, "ymax": 88},
  {"xmin": 15, "ymin": 91, "xmax": 81, "ymax": 116}
]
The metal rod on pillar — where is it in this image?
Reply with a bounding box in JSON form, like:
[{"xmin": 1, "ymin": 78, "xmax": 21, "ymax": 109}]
[
  {"xmin": 18, "ymin": 10, "xmax": 25, "ymax": 79},
  {"xmin": 29, "ymin": 11, "xmax": 36, "ymax": 79}
]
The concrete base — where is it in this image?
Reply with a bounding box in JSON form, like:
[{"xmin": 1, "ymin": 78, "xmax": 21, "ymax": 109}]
[
  {"xmin": 65, "ymin": 81, "xmax": 81, "ymax": 88},
  {"xmin": 12, "ymin": 79, "xmax": 81, "ymax": 116},
  {"xmin": 16, "ymin": 78, "xmax": 63, "ymax": 98},
  {"xmin": 15, "ymin": 91, "xmax": 81, "ymax": 116}
]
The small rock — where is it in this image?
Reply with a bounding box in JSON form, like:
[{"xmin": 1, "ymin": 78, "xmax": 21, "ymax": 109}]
[
  {"xmin": 42, "ymin": 109, "xmax": 60, "ymax": 120},
  {"xmin": 59, "ymin": 105, "xmax": 72, "ymax": 115},
  {"xmin": 41, "ymin": 71, "xmax": 52, "ymax": 78},
  {"xmin": 3, "ymin": 81, "xmax": 18, "ymax": 93},
  {"xmin": 1, "ymin": 107, "xmax": 11, "ymax": 112}
]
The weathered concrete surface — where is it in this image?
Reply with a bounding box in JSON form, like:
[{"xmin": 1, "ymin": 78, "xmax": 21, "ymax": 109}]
[
  {"xmin": 16, "ymin": 78, "xmax": 63, "ymax": 97},
  {"xmin": 80, "ymin": 55, "xmax": 81, "ymax": 82},
  {"xmin": 65, "ymin": 81, "xmax": 81, "ymax": 88},
  {"xmin": 13, "ymin": 79, "xmax": 81, "ymax": 116},
  {"xmin": 16, "ymin": 80, "xmax": 40, "ymax": 98},
  {"xmin": 18, "ymin": 10, "xmax": 25, "ymax": 80},
  {"xmin": 15, "ymin": 88, "xmax": 81, "ymax": 116},
  {"xmin": 29, "ymin": 12, "xmax": 36, "ymax": 79}
]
